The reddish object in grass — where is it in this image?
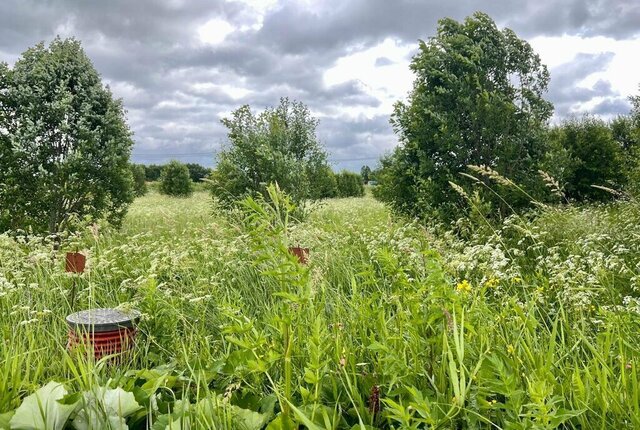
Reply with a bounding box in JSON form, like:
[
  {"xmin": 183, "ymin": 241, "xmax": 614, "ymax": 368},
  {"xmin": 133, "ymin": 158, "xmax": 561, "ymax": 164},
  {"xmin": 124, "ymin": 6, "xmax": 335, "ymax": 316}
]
[
  {"xmin": 65, "ymin": 252, "xmax": 86, "ymax": 273},
  {"xmin": 288, "ymin": 246, "xmax": 309, "ymax": 264},
  {"xmin": 66, "ymin": 308, "xmax": 140, "ymax": 360}
]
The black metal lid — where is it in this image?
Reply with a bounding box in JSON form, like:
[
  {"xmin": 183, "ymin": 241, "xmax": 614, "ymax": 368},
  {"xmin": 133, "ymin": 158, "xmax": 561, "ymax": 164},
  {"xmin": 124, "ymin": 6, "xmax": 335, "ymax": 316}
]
[{"xmin": 66, "ymin": 308, "xmax": 141, "ymax": 332}]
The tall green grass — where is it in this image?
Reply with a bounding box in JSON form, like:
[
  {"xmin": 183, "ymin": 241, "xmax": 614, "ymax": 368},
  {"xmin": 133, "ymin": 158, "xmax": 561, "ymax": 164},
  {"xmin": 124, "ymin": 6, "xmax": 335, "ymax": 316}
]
[{"xmin": 0, "ymin": 190, "xmax": 638, "ymax": 428}]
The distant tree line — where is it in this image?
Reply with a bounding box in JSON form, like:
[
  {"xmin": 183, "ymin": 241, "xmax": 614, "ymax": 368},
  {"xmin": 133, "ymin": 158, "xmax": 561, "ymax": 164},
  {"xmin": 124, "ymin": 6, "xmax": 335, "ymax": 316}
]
[{"xmin": 142, "ymin": 163, "xmax": 212, "ymax": 183}]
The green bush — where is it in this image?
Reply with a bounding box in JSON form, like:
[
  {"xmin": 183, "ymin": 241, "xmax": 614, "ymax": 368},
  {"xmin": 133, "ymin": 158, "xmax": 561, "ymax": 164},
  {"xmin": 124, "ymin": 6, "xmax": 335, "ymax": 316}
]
[
  {"xmin": 210, "ymin": 98, "xmax": 331, "ymax": 206},
  {"xmin": 336, "ymin": 171, "xmax": 364, "ymax": 197},
  {"xmin": 144, "ymin": 164, "xmax": 163, "ymax": 181},
  {"xmin": 159, "ymin": 161, "xmax": 193, "ymax": 197},
  {"xmin": 130, "ymin": 164, "xmax": 148, "ymax": 197},
  {"xmin": 309, "ymin": 166, "xmax": 338, "ymax": 199},
  {"xmin": 543, "ymin": 116, "xmax": 626, "ymax": 201}
]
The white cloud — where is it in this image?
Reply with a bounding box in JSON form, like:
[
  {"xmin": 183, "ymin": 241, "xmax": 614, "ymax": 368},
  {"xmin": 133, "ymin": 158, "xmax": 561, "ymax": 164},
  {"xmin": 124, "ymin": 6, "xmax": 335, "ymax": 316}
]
[
  {"xmin": 530, "ymin": 35, "xmax": 640, "ymax": 97},
  {"xmin": 197, "ymin": 18, "xmax": 235, "ymax": 45},
  {"xmin": 323, "ymin": 38, "xmax": 414, "ymax": 117}
]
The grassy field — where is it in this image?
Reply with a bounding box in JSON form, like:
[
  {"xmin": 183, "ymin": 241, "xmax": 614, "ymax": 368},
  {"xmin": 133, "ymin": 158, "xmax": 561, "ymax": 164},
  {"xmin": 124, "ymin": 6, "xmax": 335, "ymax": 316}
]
[{"xmin": 1, "ymin": 191, "xmax": 639, "ymax": 429}]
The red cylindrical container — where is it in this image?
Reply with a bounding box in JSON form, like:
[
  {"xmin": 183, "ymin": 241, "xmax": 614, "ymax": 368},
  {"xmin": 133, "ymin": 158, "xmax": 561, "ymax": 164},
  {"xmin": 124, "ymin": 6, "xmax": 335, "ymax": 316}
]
[
  {"xmin": 66, "ymin": 308, "xmax": 140, "ymax": 360},
  {"xmin": 288, "ymin": 247, "xmax": 309, "ymax": 265}
]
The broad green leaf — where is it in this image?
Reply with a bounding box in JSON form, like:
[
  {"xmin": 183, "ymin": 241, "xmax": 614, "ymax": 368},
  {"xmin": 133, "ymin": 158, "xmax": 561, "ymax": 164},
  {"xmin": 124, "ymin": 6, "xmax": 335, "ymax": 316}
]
[
  {"xmin": 10, "ymin": 381, "xmax": 78, "ymax": 430},
  {"xmin": 72, "ymin": 387, "xmax": 141, "ymax": 430}
]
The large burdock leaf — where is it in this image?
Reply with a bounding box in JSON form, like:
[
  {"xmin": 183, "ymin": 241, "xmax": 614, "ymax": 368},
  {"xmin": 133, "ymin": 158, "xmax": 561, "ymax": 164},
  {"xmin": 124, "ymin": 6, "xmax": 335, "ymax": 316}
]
[
  {"xmin": 10, "ymin": 381, "xmax": 78, "ymax": 430},
  {"xmin": 72, "ymin": 387, "xmax": 141, "ymax": 430}
]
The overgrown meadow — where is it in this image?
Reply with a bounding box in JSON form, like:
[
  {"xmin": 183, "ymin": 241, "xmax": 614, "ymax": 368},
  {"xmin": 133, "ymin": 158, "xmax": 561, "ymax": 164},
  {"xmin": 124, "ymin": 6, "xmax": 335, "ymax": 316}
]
[{"xmin": 1, "ymin": 189, "xmax": 639, "ymax": 429}]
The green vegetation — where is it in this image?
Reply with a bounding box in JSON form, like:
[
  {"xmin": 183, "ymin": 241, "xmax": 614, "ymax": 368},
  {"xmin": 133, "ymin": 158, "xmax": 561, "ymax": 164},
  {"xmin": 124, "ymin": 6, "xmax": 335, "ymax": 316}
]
[
  {"xmin": 378, "ymin": 12, "xmax": 552, "ymax": 222},
  {"xmin": 335, "ymin": 171, "xmax": 365, "ymax": 198},
  {"xmin": 2, "ymin": 11, "xmax": 640, "ymax": 430},
  {"xmin": 210, "ymin": 98, "xmax": 331, "ymax": 206},
  {"xmin": 0, "ymin": 190, "xmax": 638, "ymax": 428},
  {"xmin": 0, "ymin": 38, "xmax": 134, "ymax": 235},
  {"xmin": 130, "ymin": 164, "xmax": 148, "ymax": 197},
  {"xmin": 159, "ymin": 160, "xmax": 194, "ymax": 197}
]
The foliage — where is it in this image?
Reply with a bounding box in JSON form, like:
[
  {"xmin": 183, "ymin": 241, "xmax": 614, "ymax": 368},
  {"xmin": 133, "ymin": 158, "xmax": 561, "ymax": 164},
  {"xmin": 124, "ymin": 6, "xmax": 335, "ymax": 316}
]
[
  {"xmin": 308, "ymin": 165, "xmax": 338, "ymax": 199},
  {"xmin": 130, "ymin": 164, "xmax": 148, "ymax": 197},
  {"xmin": 159, "ymin": 160, "xmax": 193, "ymax": 197},
  {"xmin": 378, "ymin": 12, "xmax": 552, "ymax": 221},
  {"xmin": 0, "ymin": 38, "xmax": 134, "ymax": 235},
  {"xmin": 335, "ymin": 171, "xmax": 364, "ymax": 197},
  {"xmin": 360, "ymin": 165, "xmax": 372, "ymax": 183},
  {"xmin": 185, "ymin": 163, "xmax": 212, "ymax": 183},
  {"xmin": 0, "ymin": 191, "xmax": 638, "ymax": 428},
  {"xmin": 543, "ymin": 116, "xmax": 626, "ymax": 201},
  {"xmin": 210, "ymin": 98, "xmax": 330, "ymax": 206},
  {"xmin": 143, "ymin": 164, "xmax": 163, "ymax": 182}
]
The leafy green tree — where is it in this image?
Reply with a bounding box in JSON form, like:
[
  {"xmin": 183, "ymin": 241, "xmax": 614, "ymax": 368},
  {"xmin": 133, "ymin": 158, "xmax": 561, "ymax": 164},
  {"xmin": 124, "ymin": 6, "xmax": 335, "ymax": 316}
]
[
  {"xmin": 159, "ymin": 161, "xmax": 193, "ymax": 197},
  {"xmin": 544, "ymin": 116, "xmax": 625, "ymax": 201},
  {"xmin": 130, "ymin": 164, "xmax": 148, "ymax": 197},
  {"xmin": 378, "ymin": 12, "xmax": 552, "ymax": 221},
  {"xmin": 144, "ymin": 164, "xmax": 163, "ymax": 181},
  {"xmin": 309, "ymin": 166, "xmax": 338, "ymax": 199},
  {"xmin": 211, "ymin": 98, "xmax": 330, "ymax": 205},
  {"xmin": 0, "ymin": 38, "xmax": 134, "ymax": 234},
  {"xmin": 336, "ymin": 171, "xmax": 365, "ymax": 197},
  {"xmin": 185, "ymin": 163, "xmax": 212, "ymax": 183},
  {"xmin": 360, "ymin": 165, "xmax": 372, "ymax": 183}
]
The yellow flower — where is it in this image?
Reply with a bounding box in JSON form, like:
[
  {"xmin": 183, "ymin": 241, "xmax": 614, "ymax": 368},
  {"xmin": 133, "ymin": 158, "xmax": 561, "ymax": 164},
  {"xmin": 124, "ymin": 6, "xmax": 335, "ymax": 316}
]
[
  {"xmin": 484, "ymin": 277, "xmax": 499, "ymax": 288},
  {"xmin": 507, "ymin": 344, "xmax": 515, "ymax": 355},
  {"xmin": 512, "ymin": 277, "xmax": 522, "ymax": 283},
  {"xmin": 456, "ymin": 280, "xmax": 472, "ymax": 293}
]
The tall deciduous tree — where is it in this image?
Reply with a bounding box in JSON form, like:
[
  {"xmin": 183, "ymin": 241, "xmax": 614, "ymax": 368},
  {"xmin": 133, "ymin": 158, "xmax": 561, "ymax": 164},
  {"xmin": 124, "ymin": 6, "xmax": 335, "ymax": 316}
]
[
  {"xmin": 210, "ymin": 98, "xmax": 330, "ymax": 205},
  {"xmin": 0, "ymin": 38, "xmax": 134, "ymax": 234},
  {"xmin": 379, "ymin": 12, "xmax": 553, "ymax": 220}
]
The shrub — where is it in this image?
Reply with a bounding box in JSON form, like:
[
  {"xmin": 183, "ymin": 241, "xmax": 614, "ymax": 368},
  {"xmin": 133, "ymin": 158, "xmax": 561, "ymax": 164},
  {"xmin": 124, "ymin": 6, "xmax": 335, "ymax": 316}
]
[
  {"xmin": 543, "ymin": 116, "xmax": 626, "ymax": 201},
  {"xmin": 159, "ymin": 161, "xmax": 193, "ymax": 197},
  {"xmin": 185, "ymin": 163, "xmax": 212, "ymax": 183},
  {"xmin": 336, "ymin": 171, "xmax": 364, "ymax": 197},
  {"xmin": 210, "ymin": 98, "xmax": 331, "ymax": 206},
  {"xmin": 130, "ymin": 164, "xmax": 148, "ymax": 197}
]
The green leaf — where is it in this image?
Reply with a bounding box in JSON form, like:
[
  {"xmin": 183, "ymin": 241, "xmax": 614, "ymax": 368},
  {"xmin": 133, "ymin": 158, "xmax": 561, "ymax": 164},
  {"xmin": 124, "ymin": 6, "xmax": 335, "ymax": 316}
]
[
  {"xmin": 10, "ymin": 381, "xmax": 78, "ymax": 430},
  {"xmin": 0, "ymin": 411, "xmax": 15, "ymax": 430},
  {"xmin": 72, "ymin": 387, "xmax": 141, "ymax": 430},
  {"xmin": 265, "ymin": 413, "xmax": 297, "ymax": 430}
]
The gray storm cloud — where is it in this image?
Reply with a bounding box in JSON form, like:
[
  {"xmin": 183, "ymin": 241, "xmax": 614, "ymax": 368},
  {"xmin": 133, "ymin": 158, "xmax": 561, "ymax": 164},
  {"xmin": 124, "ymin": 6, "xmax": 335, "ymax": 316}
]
[{"xmin": 1, "ymin": 0, "xmax": 638, "ymax": 170}]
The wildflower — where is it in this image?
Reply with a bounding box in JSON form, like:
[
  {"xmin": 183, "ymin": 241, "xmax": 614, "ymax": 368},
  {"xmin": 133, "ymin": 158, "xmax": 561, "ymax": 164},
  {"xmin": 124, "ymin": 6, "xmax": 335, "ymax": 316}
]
[
  {"xmin": 507, "ymin": 344, "xmax": 515, "ymax": 355},
  {"xmin": 512, "ymin": 277, "xmax": 522, "ymax": 283},
  {"xmin": 456, "ymin": 280, "xmax": 472, "ymax": 293},
  {"xmin": 484, "ymin": 278, "xmax": 499, "ymax": 288}
]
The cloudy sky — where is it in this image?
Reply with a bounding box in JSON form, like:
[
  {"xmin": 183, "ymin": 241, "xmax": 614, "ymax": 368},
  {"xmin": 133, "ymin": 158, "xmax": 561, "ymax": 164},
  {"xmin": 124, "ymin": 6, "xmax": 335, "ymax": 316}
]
[{"xmin": 1, "ymin": 0, "xmax": 639, "ymax": 170}]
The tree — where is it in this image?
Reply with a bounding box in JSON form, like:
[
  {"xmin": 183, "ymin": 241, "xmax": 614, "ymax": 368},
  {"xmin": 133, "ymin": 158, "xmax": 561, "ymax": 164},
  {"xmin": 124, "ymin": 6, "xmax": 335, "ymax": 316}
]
[
  {"xmin": 544, "ymin": 116, "xmax": 625, "ymax": 201},
  {"xmin": 378, "ymin": 12, "xmax": 552, "ymax": 221},
  {"xmin": 308, "ymin": 166, "xmax": 338, "ymax": 199},
  {"xmin": 144, "ymin": 164, "xmax": 163, "ymax": 181},
  {"xmin": 159, "ymin": 161, "xmax": 193, "ymax": 197},
  {"xmin": 185, "ymin": 163, "xmax": 212, "ymax": 182},
  {"xmin": 130, "ymin": 164, "xmax": 148, "ymax": 197},
  {"xmin": 210, "ymin": 98, "xmax": 330, "ymax": 205},
  {"xmin": 360, "ymin": 165, "xmax": 372, "ymax": 183},
  {"xmin": 0, "ymin": 38, "xmax": 134, "ymax": 235},
  {"xmin": 336, "ymin": 171, "xmax": 365, "ymax": 197}
]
